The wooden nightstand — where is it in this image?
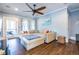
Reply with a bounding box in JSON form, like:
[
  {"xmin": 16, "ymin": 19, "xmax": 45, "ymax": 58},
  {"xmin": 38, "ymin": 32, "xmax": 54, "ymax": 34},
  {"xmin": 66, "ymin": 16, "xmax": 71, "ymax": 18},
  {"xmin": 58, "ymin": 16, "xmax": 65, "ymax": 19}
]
[{"xmin": 57, "ymin": 36, "xmax": 66, "ymax": 44}]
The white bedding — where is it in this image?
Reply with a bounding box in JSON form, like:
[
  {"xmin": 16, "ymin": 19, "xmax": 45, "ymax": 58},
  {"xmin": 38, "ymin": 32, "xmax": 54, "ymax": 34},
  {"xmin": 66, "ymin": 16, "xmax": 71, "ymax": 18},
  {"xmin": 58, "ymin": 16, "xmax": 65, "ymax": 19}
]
[
  {"xmin": 20, "ymin": 33, "xmax": 45, "ymax": 43},
  {"xmin": 20, "ymin": 33, "xmax": 45, "ymax": 50}
]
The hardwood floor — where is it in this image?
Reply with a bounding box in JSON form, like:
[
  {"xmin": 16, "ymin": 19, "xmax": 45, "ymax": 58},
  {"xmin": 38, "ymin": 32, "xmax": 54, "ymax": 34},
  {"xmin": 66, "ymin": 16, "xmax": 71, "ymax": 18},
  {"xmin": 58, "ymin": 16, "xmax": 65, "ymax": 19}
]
[
  {"xmin": 7, "ymin": 39, "xmax": 79, "ymax": 55},
  {"xmin": 7, "ymin": 39, "xmax": 26, "ymax": 55}
]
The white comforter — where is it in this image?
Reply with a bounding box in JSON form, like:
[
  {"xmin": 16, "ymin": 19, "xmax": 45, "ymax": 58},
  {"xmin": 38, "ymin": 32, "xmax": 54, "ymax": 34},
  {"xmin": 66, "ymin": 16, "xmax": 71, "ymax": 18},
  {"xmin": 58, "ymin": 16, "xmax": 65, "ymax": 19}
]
[{"xmin": 20, "ymin": 33, "xmax": 45, "ymax": 43}]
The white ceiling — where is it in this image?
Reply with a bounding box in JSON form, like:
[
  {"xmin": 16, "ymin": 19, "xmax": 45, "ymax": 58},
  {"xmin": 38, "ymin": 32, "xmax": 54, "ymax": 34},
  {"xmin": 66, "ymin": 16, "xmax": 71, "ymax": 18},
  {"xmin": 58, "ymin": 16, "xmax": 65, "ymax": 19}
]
[{"xmin": 0, "ymin": 3, "xmax": 79, "ymax": 17}]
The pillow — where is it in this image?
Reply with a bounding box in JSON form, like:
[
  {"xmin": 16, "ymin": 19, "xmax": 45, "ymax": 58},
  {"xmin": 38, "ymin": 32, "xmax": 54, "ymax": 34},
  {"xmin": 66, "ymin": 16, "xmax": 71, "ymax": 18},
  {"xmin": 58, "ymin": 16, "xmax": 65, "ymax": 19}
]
[
  {"xmin": 24, "ymin": 31, "xmax": 28, "ymax": 34},
  {"xmin": 29, "ymin": 30, "xmax": 36, "ymax": 33},
  {"xmin": 46, "ymin": 30, "xmax": 49, "ymax": 33},
  {"xmin": 43, "ymin": 30, "xmax": 49, "ymax": 33},
  {"xmin": 12, "ymin": 31, "xmax": 17, "ymax": 35},
  {"xmin": 7, "ymin": 31, "xmax": 13, "ymax": 35}
]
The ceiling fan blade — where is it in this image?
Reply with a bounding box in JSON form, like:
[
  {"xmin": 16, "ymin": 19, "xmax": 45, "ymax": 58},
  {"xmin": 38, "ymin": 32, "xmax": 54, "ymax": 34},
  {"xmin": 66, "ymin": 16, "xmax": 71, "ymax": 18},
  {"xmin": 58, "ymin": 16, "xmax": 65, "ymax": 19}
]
[
  {"xmin": 25, "ymin": 3, "xmax": 33, "ymax": 11},
  {"xmin": 36, "ymin": 11, "xmax": 43, "ymax": 15},
  {"xmin": 36, "ymin": 6, "xmax": 46, "ymax": 11},
  {"xmin": 23, "ymin": 11, "xmax": 32, "ymax": 12}
]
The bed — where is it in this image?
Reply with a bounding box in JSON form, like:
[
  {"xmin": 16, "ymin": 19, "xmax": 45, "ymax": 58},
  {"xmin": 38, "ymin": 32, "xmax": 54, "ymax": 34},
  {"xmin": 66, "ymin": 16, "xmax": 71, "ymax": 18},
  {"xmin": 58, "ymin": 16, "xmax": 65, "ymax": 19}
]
[{"xmin": 20, "ymin": 33, "xmax": 45, "ymax": 50}]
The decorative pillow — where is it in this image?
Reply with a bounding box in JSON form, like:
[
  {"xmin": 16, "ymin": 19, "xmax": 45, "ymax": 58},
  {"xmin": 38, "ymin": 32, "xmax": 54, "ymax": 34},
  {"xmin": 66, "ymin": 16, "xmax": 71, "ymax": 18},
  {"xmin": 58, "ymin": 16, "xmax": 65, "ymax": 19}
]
[
  {"xmin": 43, "ymin": 29, "xmax": 49, "ymax": 33},
  {"xmin": 7, "ymin": 31, "xmax": 13, "ymax": 35},
  {"xmin": 12, "ymin": 31, "xmax": 17, "ymax": 35},
  {"xmin": 24, "ymin": 31, "xmax": 28, "ymax": 34},
  {"xmin": 46, "ymin": 30, "xmax": 49, "ymax": 33},
  {"xmin": 28, "ymin": 30, "xmax": 36, "ymax": 34}
]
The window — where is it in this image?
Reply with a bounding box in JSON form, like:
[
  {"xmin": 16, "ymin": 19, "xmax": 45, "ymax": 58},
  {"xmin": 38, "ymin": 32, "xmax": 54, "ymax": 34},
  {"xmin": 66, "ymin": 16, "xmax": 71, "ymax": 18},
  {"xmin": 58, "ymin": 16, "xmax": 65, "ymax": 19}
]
[
  {"xmin": 6, "ymin": 17, "xmax": 17, "ymax": 33},
  {"xmin": 22, "ymin": 19, "xmax": 28, "ymax": 31},
  {"xmin": 0, "ymin": 16, "xmax": 2, "ymax": 32},
  {"xmin": 0, "ymin": 16, "xmax": 2, "ymax": 48},
  {"xmin": 30, "ymin": 20, "xmax": 35, "ymax": 30}
]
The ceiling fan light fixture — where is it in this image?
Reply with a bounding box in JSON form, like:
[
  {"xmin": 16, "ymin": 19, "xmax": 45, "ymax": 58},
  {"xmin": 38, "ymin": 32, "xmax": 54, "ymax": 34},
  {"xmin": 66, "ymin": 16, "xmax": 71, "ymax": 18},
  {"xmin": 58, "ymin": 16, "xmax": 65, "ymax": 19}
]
[
  {"xmin": 6, "ymin": 5, "xmax": 10, "ymax": 8},
  {"xmin": 33, "ymin": 4, "xmax": 36, "ymax": 7},
  {"xmin": 14, "ymin": 8, "xmax": 19, "ymax": 11}
]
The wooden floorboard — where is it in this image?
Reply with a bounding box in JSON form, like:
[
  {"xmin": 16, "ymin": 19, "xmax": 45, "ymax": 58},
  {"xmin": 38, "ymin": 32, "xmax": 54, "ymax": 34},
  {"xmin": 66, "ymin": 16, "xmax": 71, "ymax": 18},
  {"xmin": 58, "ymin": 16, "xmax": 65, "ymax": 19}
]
[{"xmin": 7, "ymin": 39, "xmax": 79, "ymax": 55}]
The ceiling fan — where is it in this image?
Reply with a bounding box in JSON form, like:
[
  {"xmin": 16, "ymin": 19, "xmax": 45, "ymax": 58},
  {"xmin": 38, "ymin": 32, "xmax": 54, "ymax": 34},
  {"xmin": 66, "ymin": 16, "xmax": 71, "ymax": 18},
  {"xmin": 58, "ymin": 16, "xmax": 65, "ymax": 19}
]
[{"xmin": 24, "ymin": 3, "xmax": 46, "ymax": 16}]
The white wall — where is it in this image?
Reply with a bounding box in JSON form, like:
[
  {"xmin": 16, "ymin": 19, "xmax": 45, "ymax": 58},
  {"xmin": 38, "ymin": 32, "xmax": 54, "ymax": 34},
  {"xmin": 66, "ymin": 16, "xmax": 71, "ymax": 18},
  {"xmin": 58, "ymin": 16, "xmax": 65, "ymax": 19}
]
[
  {"xmin": 68, "ymin": 11, "xmax": 79, "ymax": 40},
  {"xmin": 51, "ymin": 8, "xmax": 69, "ymax": 42},
  {"xmin": 38, "ymin": 7, "xmax": 69, "ymax": 42}
]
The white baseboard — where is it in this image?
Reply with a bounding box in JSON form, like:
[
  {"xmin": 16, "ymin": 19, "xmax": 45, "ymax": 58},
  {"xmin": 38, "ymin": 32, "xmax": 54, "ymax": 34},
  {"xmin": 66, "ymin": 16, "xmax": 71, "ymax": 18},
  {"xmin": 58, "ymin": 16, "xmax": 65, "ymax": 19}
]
[{"xmin": 70, "ymin": 37, "xmax": 76, "ymax": 41}]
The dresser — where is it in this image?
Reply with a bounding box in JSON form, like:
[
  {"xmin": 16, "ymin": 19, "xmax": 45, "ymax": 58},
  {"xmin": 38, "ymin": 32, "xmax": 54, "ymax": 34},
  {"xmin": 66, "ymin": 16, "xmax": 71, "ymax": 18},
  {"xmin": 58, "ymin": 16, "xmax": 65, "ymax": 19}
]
[{"xmin": 44, "ymin": 32, "xmax": 56, "ymax": 43}]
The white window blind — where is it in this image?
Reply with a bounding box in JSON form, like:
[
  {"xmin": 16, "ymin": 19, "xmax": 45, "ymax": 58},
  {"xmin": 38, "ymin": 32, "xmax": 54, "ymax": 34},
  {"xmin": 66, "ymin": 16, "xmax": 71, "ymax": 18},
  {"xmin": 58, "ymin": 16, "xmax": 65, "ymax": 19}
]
[
  {"xmin": 0, "ymin": 17, "xmax": 2, "ymax": 31},
  {"xmin": 6, "ymin": 17, "xmax": 16, "ymax": 33},
  {"xmin": 22, "ymin": 20, "xmax": 28, "ymax": 31},
  {"xmin": 30, "ymin": 20, "xmax": 35, "ymax": 30}
]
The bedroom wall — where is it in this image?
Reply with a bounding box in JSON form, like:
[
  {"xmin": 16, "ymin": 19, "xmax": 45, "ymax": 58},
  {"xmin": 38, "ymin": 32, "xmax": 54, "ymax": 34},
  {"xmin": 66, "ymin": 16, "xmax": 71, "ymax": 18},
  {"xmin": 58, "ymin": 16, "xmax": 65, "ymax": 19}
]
[
  {"xmin": 37, "ymin": 7, "xmax": 69, "ymax": 42},
  {"xmin": 68, "ymin": 11, "xmax": 79, "ymax": 40}
]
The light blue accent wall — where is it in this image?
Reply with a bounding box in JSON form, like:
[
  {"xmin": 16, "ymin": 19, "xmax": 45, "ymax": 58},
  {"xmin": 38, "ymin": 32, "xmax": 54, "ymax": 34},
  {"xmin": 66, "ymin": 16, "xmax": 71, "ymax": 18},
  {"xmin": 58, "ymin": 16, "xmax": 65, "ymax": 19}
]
[
  {"xmin": 37, "ymin": 15, "xmax": 52, "ymax": 31},
  {"xmin": 37, "ymin": 8, "xmax": 69, "ymax": 42},
  {"xmin": 37, "ymin": 7, "xmax": 68, "ymax": 32},
  {"xmin": 68, "ymin": 11, "xmax": 79, "ymax": 40}
]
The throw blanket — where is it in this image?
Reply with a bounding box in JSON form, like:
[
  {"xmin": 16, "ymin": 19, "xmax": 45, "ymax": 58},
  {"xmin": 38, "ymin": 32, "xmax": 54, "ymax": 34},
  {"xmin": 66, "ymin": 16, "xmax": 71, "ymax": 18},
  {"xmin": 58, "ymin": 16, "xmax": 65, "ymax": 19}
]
[{"xmin": 24, "ymin": 35, "xmax": 41, "ymax": 40}]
